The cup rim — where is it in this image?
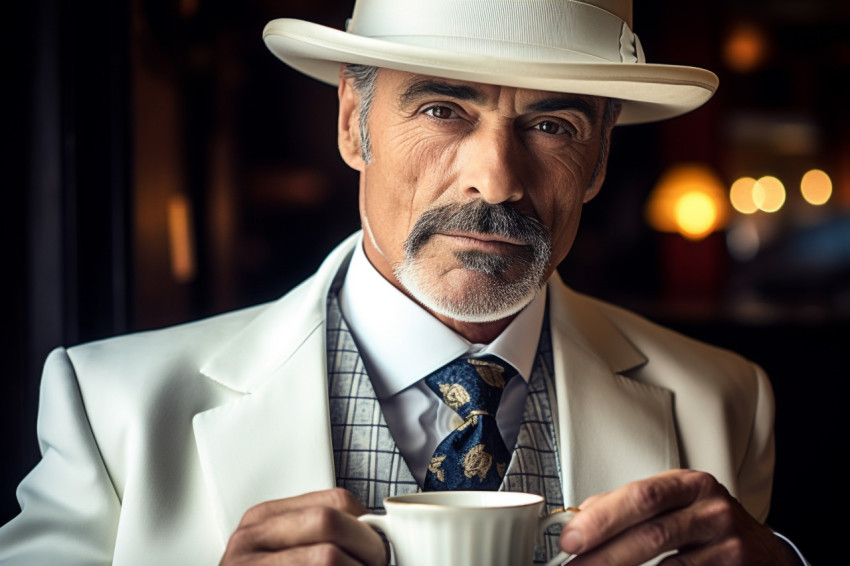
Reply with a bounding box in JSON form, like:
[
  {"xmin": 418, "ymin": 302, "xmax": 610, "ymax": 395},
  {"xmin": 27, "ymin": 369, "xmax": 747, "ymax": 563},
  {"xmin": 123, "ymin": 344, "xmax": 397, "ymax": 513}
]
[{"xmin": 382, "ymin": 491, "xmax": 545, "ymax": 510}]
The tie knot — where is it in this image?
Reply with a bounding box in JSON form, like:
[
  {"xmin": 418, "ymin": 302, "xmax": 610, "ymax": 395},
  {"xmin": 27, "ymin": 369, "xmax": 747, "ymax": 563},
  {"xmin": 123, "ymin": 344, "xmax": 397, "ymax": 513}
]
[{"xmin": 424, "ymin": 355, "xmax": 516, "ymax": 419}]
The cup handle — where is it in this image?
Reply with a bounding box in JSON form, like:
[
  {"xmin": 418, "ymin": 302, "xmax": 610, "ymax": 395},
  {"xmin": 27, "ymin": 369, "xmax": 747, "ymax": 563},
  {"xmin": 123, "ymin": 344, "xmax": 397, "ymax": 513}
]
[
  {"xmin": 358, "ymin": 514, "xmax": 394, "ymax": 561},
  {"xmin": 538, "ymin": 508, "xmax": 578, "ymax": 566}
]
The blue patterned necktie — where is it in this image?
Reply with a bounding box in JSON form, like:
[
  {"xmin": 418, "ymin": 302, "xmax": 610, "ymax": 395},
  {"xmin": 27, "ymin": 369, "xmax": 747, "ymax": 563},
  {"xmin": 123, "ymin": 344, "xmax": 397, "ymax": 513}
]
[{"xmin": 423, "ymin": 355, "xmax": 517, "ymax": 491}]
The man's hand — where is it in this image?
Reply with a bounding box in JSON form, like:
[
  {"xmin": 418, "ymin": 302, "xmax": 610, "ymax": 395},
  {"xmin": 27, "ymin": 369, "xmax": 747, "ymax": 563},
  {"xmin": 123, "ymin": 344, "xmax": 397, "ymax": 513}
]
[
  {"xmin": 220, "ymin": 488, "xmax": 388, "ymax": 565},
  {"xmin": 559, "ymin": 469, "xmax": 801, "ymax": 566}
]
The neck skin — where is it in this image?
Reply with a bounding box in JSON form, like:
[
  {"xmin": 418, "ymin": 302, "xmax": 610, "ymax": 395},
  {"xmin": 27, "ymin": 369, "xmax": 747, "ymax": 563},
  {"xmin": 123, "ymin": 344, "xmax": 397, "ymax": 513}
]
[
  {"xmin": 433, "ymin": 309, "xmax": 515, "ymax": 345},
  {"xmin": 361, "ymin": 229, "xmax": 518, "ymax": 344}
]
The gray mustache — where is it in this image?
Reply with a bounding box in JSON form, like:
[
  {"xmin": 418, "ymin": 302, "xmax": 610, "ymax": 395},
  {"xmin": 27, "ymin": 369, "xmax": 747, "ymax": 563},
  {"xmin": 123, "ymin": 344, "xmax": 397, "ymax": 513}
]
[{"xmin": 404, "ymin": 200, "xmax": 552, "ymax": 262}]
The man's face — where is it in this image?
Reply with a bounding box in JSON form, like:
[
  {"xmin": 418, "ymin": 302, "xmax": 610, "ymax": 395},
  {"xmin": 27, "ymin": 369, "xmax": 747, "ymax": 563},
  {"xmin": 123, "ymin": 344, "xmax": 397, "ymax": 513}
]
[{"xmin": 338, "ymin": 69, "xmax": 614, "ymax": 325}]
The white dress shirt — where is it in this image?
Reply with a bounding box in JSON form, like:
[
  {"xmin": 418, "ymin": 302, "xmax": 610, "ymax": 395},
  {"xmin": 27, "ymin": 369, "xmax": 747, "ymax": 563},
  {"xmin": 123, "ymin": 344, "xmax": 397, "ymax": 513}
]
[{"xmin": 338, "ymin": 238, "xmax": 546, "ymax": 485}]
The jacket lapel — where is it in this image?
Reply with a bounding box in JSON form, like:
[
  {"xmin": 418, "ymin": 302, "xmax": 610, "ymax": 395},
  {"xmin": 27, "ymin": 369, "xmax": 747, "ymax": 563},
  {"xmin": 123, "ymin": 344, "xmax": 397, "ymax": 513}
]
[
  {"xmin": 548, "ymin": 278, "xmax": 680, "ymax": 507},
  {"xmin": 192, "ymin": 235, "xmax": 359, "ymax": 541}
]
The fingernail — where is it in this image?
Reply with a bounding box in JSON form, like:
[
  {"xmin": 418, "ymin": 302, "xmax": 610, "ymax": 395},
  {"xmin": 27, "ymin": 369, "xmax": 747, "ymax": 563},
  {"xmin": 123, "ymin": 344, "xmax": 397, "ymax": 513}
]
[{"xmin": 562, "ymin": 529, "xmax": 584, "ymax": 553}]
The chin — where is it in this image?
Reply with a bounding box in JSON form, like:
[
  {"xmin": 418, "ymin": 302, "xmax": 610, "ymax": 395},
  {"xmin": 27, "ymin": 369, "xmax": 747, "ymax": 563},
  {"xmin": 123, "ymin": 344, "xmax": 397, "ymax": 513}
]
[{"xmin": 395, "ymin": 263, "xmax": 542, "ymax": 324}]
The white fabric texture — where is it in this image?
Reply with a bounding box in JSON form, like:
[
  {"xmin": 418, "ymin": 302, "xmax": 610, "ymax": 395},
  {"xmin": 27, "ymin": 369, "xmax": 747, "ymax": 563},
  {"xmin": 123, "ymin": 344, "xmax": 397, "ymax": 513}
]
[{"xmin": 348, "ymin": 0, "xmax": 643, "ymax": 64}]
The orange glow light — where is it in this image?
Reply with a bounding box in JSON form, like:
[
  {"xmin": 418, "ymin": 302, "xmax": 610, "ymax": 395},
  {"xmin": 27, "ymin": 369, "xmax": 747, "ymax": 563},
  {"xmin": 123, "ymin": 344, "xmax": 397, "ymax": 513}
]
[
  {"xmin": 646, "ymin": 163, "xmax": 729, "ymax": 240},
  {"xmin": 167, "ymin": 194, "xmax": 197, "ymax": 283},
  {"xmin": 675, "ymin": 192, "xmax": 719, "ymax": 240},
  {"xmin": 753, "ymin": 176, "xmax": 786, "ymax": 212},
  {"xmin": 723, "ymin": 23, "xmax": 769, "ymax": 73},
  {"xmin": 729, "ymin": 177, "xmax": 759, "ymax": 214},
  {"xmin": 800, "ymin": 169, "xmax": 832, "ymax": 205}
]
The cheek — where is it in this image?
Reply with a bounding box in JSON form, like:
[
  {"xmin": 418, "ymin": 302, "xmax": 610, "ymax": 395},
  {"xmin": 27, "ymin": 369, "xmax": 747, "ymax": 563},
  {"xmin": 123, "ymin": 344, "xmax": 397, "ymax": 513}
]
[
  {"xmin": 529, "ymin": 151, "xmax": 595, "ymax": 262},
  {"xmin": 389, "ymin": 126, "xmax": 462, "ymax": 181},
  {"xmin": 387, "ymin": 126, "xmax": 463, "ymax": 200},
  {"xmin": 364, "ymin": 127, "xmax": 462, "ymax": 252},
  {"xmin": 548, "ymin": 199, "xmax": 583, "ymax": 265},
  {"xmin": 549, "ymin": 215, "xmax": 582, "ymax": 266}
]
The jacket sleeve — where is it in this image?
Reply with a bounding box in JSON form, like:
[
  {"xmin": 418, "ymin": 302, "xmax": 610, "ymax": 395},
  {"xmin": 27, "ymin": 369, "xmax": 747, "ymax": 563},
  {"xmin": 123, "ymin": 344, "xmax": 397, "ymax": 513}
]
[
  {"xmin": 736, "ymin": 362, "xmax": 777, "ymax": 524},
  {"xmin": 738, "ymin": 365, "xmax": 810, "ymax": 566},
  {"xmin": 0, "ymin": 347, "xmax": 120, "ymax": 565}
]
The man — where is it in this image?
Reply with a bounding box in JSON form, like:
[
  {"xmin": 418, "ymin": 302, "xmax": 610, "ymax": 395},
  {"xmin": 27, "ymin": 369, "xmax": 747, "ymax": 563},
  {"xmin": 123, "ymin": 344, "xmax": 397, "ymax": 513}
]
[{"xmin": 0, "ymin": 1, "xmax": 808, "ymax": 565}]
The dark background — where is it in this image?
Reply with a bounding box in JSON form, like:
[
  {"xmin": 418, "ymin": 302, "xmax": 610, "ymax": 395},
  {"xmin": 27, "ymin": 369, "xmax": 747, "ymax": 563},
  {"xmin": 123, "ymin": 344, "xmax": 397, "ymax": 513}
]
[{"xmin": 2, "ymin": 1, "xmax": 848, "ymax": 562}]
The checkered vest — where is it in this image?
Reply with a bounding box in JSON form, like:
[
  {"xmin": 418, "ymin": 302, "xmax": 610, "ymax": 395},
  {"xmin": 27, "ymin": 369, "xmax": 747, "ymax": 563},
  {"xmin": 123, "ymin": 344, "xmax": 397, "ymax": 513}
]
[{"xmin": 326, "ymin": 283, "xmax": 566, "ymax": 563}]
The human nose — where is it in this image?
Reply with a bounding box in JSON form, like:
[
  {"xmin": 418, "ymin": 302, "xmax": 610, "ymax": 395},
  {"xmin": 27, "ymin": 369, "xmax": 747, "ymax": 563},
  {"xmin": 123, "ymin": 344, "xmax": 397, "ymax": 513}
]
[{"xmin": 459, "ymin": 126, "xmax": 525, "ymax": 204}]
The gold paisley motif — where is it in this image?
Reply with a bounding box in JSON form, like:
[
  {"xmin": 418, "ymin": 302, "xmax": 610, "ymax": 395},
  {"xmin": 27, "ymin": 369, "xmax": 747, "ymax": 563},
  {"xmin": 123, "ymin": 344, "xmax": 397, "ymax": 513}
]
[
  {"xmin": 462, "ymin": 444, "xmax": 493, "ymax": 481},
  {"xmin": 496, "ymin": 462, "xmax": 508, "ymax": 479},
  {"xmin": 467, "ymin": 359, "xmax": 506, "ymax": 388},
  {"xmin": 428, "ymin": 455, "xmax": 447, "ymax": 483},
  {"xmin": 456, "ymin": 414, "xmax": 479, "ymax": 431},
  {"xmin": 439, "ymin": 383, "xmax": 471, "ymax": 410}
]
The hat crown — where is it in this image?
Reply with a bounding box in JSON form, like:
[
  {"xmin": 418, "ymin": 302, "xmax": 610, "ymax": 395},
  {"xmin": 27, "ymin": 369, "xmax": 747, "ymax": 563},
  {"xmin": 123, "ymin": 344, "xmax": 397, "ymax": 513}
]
[
  {"xmin": 347, "ymin": 0, "xmax": 643, "ymax": 65},
  {"xmin": 579, "ymin": 0, "xmax": 633, "ymax": 28}
]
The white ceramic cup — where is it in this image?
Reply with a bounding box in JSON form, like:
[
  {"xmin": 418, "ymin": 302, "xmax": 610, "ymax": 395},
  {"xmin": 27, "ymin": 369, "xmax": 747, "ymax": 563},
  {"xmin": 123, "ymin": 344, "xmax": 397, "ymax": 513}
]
[{"xmin": 358, "ymin": 491, "xmax": 577, "ymax": 566}]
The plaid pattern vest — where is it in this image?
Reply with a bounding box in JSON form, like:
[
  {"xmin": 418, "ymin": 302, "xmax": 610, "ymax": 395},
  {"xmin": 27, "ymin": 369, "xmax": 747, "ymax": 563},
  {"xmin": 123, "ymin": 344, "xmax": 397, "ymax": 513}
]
[{"xmin": 327, "ymin": 282, "xmax": 567, "ymax": 563}]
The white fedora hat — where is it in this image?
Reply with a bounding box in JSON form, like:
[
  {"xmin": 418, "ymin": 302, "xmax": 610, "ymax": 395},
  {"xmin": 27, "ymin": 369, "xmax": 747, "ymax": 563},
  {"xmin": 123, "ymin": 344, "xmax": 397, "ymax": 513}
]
[{"xmin": 263, "ymin": 0, "xmax": 718, "ymax": 125}]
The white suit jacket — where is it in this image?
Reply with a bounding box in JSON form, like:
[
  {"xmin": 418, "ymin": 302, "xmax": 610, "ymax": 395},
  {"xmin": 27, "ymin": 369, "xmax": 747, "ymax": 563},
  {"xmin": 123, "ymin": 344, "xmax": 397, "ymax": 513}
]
[{"xmin": 0, "ymin": 233, "xmax": 776, "ymax": 565}]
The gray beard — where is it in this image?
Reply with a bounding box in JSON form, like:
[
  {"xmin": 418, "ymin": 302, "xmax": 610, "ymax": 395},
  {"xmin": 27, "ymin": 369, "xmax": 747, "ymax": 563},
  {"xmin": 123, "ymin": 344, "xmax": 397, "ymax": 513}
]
[{"xmin": 393, "ymin": 201, "xmax": 552, "ymax": 323}]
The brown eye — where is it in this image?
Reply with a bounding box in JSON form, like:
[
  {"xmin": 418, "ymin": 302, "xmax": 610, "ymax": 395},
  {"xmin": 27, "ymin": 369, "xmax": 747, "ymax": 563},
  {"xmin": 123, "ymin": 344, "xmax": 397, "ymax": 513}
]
[
  {"xmin": 535, "ymin": 120, "xmax": 566, "ymax": 135},
  {"xmin": 425, "ymin": 105, "xmax": 456, "ymax": 119}
]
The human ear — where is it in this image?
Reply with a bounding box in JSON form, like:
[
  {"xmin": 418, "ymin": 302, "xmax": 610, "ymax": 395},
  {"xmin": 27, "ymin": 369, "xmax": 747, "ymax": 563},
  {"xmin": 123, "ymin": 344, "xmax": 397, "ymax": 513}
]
[{"xmin": 337, "ymin": 68, "xmax": 366, "ymax": 171}]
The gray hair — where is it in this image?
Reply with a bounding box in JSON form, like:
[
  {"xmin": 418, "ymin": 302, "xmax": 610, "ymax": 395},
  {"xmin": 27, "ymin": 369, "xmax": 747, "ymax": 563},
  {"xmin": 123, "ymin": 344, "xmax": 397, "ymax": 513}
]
[
  {"xmin": 341, "ymin": 64, "xmax": 379, "ymax": 163},
  {"xmin": 341, "ymin": 63, "xmax": 620, "ymax": 183}
]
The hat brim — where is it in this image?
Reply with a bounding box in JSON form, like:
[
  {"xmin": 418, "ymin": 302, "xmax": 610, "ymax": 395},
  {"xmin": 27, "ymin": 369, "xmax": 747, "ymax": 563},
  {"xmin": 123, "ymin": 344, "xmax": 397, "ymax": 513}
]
[{"xmin": 263, "ymin": 19, "xmax": 718, "ymax": 125}]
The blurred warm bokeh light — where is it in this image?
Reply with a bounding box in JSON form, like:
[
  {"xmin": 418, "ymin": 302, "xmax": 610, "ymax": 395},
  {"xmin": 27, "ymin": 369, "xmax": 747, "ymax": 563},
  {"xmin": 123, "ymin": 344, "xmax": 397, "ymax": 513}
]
[
  {"xmin": 646, "ymin": 163, "xmax": 730, "ymax": 241},
  {"xmin": 730, "ymin": 177, "xmax": 759, "ymax": 214},
  {"xmin": 753, "ymin": 176, "xmax": 786, "ymax": 213},
  {"xmin": 800, "ymin": 169, "xmax": 833, "ymax": 206},
  {"xmin": 723, "ymin": 22, "xmax": 770, "ymax": 73},
  {"xmin": 674, "ymin": 192, "xmax": 719, "ymax": 239},
  {"xmin": 166, "ymin": 194, "xmax": 197, "ymax": 283}
]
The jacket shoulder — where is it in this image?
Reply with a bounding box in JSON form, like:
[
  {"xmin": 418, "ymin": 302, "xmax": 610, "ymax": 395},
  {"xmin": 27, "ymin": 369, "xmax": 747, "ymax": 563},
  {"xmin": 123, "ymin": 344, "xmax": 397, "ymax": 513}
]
[
  {"xmin": 65, "ymin": 302, "xmax": 271, "ymax": 377},
  {"xmin": 583, "ymin": 293, "xmax": 763, "ymax": 386}
]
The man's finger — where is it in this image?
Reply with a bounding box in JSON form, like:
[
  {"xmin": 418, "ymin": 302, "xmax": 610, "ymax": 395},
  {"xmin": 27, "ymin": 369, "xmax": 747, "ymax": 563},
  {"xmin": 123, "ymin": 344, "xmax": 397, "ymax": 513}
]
[
  {"xmin": 561, "ymin": 469, "xmax": 720, "ymax": 555},
  {"xmin": 227, "ymin": 506, "xmax": 386, "ymax": 566},
  {"xmin": 261, "ymin": 543, "xmax": 366, "ymax": 566},
  {"xmin": 565, "ymin": 501, "xmax": 717, "ymax": 566},
  {"xmin": 249, "ymin": 507, "xmax": 386, "ymax": 565},
  {"xmin": 239, "ymin": 488, "xmax": 369, "ymax": 527},
  {"xmin": 222, "ymin": 489, "xmax": 387, "ymax": 566}
]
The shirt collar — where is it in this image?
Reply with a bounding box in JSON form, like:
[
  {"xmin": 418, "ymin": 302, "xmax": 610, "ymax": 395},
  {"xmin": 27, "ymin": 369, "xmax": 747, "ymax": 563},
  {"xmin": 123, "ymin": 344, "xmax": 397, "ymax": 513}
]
[{"xmin": 338, "ymin": 236, "xmax": 546, "ymax": 399}]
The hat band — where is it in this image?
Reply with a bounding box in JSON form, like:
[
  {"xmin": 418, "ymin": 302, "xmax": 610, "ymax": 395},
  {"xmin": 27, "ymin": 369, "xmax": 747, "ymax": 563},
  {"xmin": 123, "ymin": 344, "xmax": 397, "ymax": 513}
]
[{"xmin": 347, "ymin": 0, "xmax": 645, "ymax": 64}]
